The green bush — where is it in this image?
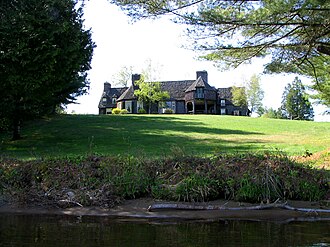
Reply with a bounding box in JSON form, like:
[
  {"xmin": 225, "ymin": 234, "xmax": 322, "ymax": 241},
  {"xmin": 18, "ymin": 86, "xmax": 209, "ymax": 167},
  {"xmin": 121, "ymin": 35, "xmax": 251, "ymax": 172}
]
[
  {"xmin": 112, "ymin": 108, "xmax": 121, "ymax": 114},
  {"xmin": 120, "ymin": 109, "xmax": 128, "ymax": 114},
  {"xmin": 0, "ymin": 117, "xmax": 10, "ymax": 132},
  {"xmin": 164, "ymin": 108, "xmax": 174, "ymax": 114},
  {"xmin": 138, "ymin": 108, "xmax": 146, "ymax": 114}
]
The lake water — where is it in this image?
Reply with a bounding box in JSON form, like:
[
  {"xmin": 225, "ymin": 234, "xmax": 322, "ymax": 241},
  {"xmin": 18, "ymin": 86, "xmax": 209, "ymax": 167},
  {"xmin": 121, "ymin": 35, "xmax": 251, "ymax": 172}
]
[{"xmin": 0, "ymin": 214, "xmax": 329, "ymax": 246}]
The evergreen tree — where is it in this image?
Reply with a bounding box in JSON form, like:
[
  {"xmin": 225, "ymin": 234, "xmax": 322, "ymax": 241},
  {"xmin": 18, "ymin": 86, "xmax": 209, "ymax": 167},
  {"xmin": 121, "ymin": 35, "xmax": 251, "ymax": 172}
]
[
  {"xmin": 281, "ymin": 77, "xmax": 314, "ymax": 120},
  {"xmin": 0, "ymin": 0, "xmax": 95, "ymax": 139}
]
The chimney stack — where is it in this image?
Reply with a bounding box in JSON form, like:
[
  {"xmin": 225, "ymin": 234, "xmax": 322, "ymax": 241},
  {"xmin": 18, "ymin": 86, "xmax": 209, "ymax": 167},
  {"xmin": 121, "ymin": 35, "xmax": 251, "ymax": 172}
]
[
  {"xmin": 132, "ymin": 74, "xmax": 141, "ymax": 89},
  {"xmin": 104, "ymin": 82, "xmax": 111, "ymax": 91},
  {"xmin": 196, "ymin": 71, "xmax": 208, "ymax": 83}
]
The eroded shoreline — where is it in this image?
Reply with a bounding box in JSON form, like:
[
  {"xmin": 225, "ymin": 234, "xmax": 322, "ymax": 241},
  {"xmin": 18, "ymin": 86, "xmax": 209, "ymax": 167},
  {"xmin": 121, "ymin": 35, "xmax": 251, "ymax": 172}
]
[{"xmin": 1, "ymin": 198, "xmax": 330, "ymax": 223}]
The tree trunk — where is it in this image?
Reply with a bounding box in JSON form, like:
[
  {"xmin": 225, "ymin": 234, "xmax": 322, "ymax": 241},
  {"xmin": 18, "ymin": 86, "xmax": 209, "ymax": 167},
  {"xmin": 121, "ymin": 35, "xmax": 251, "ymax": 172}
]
[{"xmin": 12, "ymin": 117, "xmax": 21, "ymax": 140}]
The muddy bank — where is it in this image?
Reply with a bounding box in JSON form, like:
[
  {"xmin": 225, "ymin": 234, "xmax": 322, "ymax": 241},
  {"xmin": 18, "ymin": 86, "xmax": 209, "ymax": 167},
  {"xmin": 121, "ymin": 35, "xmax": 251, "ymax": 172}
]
[
  {"xmin": 1, "ymin": 153, "xmax": 329, "ymax": 223},
  {"xmin": 1, "ymin": 198, "xmax": 330, "ymax": 222}
]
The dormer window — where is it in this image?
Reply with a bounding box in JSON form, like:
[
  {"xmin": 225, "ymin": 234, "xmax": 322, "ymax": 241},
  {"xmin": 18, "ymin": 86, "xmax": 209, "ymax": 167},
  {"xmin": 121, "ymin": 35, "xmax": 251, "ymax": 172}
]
[
  {"xmin": 112, "ymin": 94, "xmax": 118, "ymax": 104},
  {"xmin": 102, "ymin": 97, "xmax": 107, "ymax": 103}
]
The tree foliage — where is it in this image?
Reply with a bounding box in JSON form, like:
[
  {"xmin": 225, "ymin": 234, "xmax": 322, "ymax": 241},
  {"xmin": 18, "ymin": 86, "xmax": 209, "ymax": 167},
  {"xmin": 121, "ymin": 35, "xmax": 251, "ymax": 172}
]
[
  {"xmin": 113, "ymin": 65, "xmax": 134, "ymax": 87},
  {"xmin": 134, "ymin": 76, "xmax": 170, "ymax": 113},
  {"xmin": 231, "ymin": 86, "xmax": 248, "ymax": 107},
  {"xmin": 113, "ymin": 59, "xmax": 163, "ymax": 87},
  {"xmin": 110, "ymin": 0, "xmax": 330, "ymax": 106},
  {"xmin": 281, "ymin": 77, "xmax": 314, "ymax": 120},
  {"xmin": 246, "ymin": 74, "xmax": 264, "ymax": 114},
  {"xmin": 0, "ymin": 0, "xmax": 95, "ymax": 139},
  {"xmin": 261, "ymin": 107, "xmax": 283, "ymax": 119}
]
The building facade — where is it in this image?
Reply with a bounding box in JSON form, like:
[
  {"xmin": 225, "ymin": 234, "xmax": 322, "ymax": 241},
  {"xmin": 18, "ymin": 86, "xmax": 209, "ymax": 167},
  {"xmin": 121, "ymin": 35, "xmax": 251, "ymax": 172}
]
[{"xmin": 98, "ymin": 71, "xmax": 250, "ymax": 116}]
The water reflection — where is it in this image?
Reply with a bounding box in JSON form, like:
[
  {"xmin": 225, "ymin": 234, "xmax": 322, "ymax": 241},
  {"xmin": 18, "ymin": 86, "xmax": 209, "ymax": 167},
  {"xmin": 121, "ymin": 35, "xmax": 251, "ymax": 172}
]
[{"xmin": 0, "ymin": 214, "xmax": 329, "ymax": 246}]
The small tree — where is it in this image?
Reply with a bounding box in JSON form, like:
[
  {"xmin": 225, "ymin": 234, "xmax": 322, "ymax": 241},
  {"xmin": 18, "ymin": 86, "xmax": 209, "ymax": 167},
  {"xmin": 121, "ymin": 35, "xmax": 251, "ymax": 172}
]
[
  {"xmin": 281, "ymin": 77, "xmax": 314, "ymax": 120},
  {"xmin": 261, "ymin": 107, "xmax": 283, "ymax": 119},
  {"xmin": 232, "ymin": 87, "xmax": 248, "ymax": 108},
  {"xmin": 134, "ymin": 76, "xmax": 170, "ymax": 114},
  {"xmin": 246, "ymin": 74, "xmax": 264, "ymax": 114},
  {"xmin": 113, "ymin": 66, "xmax": 134, "ymax": 87}
]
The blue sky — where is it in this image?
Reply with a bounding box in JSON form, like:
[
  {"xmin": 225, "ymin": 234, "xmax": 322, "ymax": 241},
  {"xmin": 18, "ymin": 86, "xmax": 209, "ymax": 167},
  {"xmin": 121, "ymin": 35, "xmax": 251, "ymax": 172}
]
[{"xmin": 67, "ymin": 0, "xmax": 329, "ymax": 121}]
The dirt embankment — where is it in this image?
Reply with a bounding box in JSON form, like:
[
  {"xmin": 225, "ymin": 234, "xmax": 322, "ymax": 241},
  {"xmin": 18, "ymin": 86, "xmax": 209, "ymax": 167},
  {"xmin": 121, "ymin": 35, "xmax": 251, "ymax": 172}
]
[{"xmin": 1, "ymin": 152, "xmax": 329, "ymax": 221}]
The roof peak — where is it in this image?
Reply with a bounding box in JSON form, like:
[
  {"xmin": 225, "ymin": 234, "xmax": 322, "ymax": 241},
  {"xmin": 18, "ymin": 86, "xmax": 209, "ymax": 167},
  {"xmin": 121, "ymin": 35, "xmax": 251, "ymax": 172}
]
[{"xmin": 185, "ymin": 76, "xmax": 216, "ymax": 92}]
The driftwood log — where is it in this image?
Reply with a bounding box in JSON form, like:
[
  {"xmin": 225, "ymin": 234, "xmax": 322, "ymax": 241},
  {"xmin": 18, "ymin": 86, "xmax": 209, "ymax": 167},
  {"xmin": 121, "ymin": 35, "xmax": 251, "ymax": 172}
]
[{"xmin": 147, "ymin": 202, "xmax": 330, "ymax": 213}]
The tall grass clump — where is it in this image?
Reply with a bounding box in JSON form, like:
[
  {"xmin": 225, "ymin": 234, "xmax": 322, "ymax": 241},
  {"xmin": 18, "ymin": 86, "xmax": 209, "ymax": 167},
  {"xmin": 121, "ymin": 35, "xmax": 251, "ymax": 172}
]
[{"xmin": 150, "ymin": 152, "xmax": 329, "ymax": 203}]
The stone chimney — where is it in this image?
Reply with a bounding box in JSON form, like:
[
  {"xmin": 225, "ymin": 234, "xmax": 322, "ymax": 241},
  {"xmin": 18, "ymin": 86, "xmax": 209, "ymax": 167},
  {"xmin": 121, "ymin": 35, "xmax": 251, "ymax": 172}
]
[
  {"xmin": 196, "ymin": 71, "xmax": 208, "ymax": 83},
  {"xmin": 104, "ymin": 82, "xmax": 111, "ymax": 92},
  {"xmin": 132, "ymin": 74, "xmax": 141, "ymax": 89}
]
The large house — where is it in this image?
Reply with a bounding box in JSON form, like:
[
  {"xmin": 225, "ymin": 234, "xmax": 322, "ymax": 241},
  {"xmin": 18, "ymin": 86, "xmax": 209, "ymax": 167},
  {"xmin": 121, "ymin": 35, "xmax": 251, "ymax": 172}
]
[{"xmin": 98, "ymin": 71, "xmax": 250, "ymax": 116}]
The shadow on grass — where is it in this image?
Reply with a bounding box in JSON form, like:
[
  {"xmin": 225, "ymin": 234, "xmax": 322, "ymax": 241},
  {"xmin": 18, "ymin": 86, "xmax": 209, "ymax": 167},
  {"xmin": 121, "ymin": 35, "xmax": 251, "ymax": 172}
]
[{"xmin": 0, "ymin": 115, "xmax": 267, "ymax": 159}]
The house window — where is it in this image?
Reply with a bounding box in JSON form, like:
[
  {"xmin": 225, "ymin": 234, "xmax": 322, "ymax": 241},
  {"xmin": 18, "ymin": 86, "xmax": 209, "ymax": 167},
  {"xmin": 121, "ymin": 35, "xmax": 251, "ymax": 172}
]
[
  {"xmin": 220, "ymin": 99, "xmax": 226, "ymax": 107},
  {"xmin": 221, "ymin": 108, "xmax": 226, "ymax": 115},
  {"xmin": 234, "ymin": 110, "xmax": 240, "ymax": 116},
  {"xmin": 165, "ymin": 101, "xmax": 176, "ymax": 110},
  {"xmin": 125, "ymin": 101, "xmax": 132, "ymax": 113},
  {"xmin": 112, "ymin": 98, "xmax": 116, "ymax": 104},
  {"xmin": 137, "ymin": 101, "xmax": 143, "ymax": 111},
  {"xmin": 161, "ymin": 101, "xmax": 176, "ymax": 113},
  {"xmin": 102, "ymin": 97, "xmax": 107, "ymax": 103},
  {"xmin": 195, "ymin": 88, "xmax": 204, "ymax": 98}
]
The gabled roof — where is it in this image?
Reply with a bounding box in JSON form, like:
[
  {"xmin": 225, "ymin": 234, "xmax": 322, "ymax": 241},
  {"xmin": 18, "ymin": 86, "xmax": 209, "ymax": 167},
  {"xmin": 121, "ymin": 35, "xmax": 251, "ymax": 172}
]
[
  {"xmin": 117, "ymin": 85, "xmax": 137, "ymax": 101},
  {"xmin": 98, "ymin": 86, "xmax": 127, "ymax": 108},
  {"xmin": 185, "ymin": 76, "xmax": 217, "ymax": 93}
]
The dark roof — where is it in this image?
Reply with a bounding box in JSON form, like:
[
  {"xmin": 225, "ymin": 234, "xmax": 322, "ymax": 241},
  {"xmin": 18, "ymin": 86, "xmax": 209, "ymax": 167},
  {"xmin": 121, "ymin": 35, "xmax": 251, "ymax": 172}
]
[
  {"xmin": 118, "ymin": 80, "xmax": 196, "ymax": 101},
  {"xmin": 218, "ymin": 87, "xmax": 233, "ymax": 99},
  {"xmin": 117, "ymin": 85, "xmax": 137, "ymax": 101},
  {"xmin": 98, "ymin": 86, "xmax": 127, "ymax": 108},
  {"xmin": 100, "ymin": 76, "xmax": 240, "ymax": 108},
  {"xmin": 160, "ymin": 80, "xmax": 195, "ymax": 100},
  {"xmin": 185, "ymin": 77, "xmax": 217, "ymax": 93}
]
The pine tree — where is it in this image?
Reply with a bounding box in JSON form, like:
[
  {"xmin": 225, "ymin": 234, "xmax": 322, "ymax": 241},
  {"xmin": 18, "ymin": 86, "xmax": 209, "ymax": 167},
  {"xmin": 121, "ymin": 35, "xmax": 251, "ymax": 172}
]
[
  {"xmin": 0, "ymin": 0, "xmax": 95, "ymax": 139},
  {"xmin": 281, "ymin": 77, "xmax": 314, "ymax": 120}
]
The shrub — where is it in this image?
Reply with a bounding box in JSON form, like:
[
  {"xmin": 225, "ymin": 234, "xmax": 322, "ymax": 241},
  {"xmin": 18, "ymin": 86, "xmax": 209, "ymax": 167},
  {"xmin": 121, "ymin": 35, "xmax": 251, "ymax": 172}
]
[
  {"xmin": 164, "ymin": 108, "xmax": 174, "ymax": 114},
  {"xmin": 120, "ymin": 109, "xmax": 128, "ymax": 114},
  {"xmin": 112, "ymin": 108, "xmax": 121, "ymax": 114},
  {"xmin": 138, "ymin": 108, "xmax": 146, "ymax": 114},
  {"xmin": 0, "ymin": 117, "xmax": 10, "ymax": 132},
  {"xmin": 175, "ymin": 175, "xmax": 219, "ymax": 202}
]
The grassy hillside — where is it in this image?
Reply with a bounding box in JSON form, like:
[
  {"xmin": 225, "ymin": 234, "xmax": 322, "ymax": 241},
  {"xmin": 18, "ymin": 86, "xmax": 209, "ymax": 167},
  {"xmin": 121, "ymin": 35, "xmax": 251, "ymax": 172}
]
[{"xmin": 0, "ymin": 114, "xmax": 329, "ymax": 159}]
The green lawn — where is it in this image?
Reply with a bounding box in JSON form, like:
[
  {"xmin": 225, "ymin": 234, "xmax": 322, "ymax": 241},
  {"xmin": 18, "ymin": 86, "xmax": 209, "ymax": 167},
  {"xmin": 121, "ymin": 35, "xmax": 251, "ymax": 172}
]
[{"xmin": 1, "ymin": 114, "xmax": 329, "ymax": 159}]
